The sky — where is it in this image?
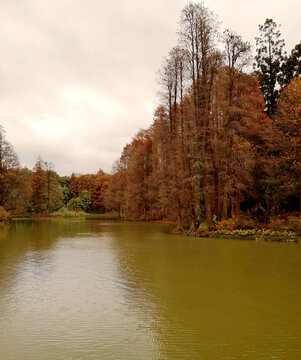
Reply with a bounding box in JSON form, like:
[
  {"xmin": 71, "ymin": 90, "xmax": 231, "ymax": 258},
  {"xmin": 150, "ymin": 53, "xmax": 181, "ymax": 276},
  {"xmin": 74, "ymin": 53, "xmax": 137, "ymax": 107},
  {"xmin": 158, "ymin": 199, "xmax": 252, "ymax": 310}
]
[{"xmin": 1, "ymin": 0, "xmax": 300, "ymax": 175}]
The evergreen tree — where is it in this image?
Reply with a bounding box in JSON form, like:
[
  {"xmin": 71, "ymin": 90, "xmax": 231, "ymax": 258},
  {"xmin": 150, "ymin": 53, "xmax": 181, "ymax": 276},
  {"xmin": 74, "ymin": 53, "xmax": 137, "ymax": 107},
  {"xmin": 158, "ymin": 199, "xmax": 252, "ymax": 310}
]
[
  {"xmin": 254, "ymin": 19, "xmax": 285, "ymax": 117},
  {"xmin": 280, "ymin": 42, "xmax": 301, "ymax": 86}
]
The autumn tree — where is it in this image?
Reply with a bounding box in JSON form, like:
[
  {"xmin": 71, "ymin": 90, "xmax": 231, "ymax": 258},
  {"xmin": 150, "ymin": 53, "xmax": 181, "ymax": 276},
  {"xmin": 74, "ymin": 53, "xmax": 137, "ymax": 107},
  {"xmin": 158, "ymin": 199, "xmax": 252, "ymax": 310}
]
[
  {"xmin": 104, "ymin": 166, "xmax": 126, "ymax": 216},
  {"xmin": 31, "ymin": 157, "xmax": 47, "ymax": 213},
  {"xmin": 5, "ymin": 167, "xmax": 32, "ymax": 214},
  {"xmin": 275, "ymin": 76, "xmax": 301, "ymax": 214},
  {"xmin": 0, "ymin": 125, "xmax": 20, "ymax": 207},
  {"xmin": 177, "ymin": 1, "xmax": 222, "ymax": 225},
  {"xmin": 124, "ymin": 130, "xmax": 153, "ymax": 220},
  {"xmin": 102, "ymin": 3, "xmax": 298, "ymax": 229},
  {"xmin": 69, "ymin": 171, "xmax": 108, "ymax": 212}
]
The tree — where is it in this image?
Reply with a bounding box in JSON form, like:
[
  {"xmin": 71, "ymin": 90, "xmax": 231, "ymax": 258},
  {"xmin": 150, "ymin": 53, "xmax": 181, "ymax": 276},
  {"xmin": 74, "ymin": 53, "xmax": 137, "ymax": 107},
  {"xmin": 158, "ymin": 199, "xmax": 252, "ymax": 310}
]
[
  {"xmin": 44, "ymin": 161, "xmax": 63, "ymax": 212},
  {"xmin": 0, "ymin": 125, "xmax": 20, "ymax": 206},
  {"xmin": 31, "ymin": 157, "xmax": 47, "ymax": 213},
  {"xmin": 5, "ymin": 167, "xmax": 32, "ymax": 214},
  {"xmin": 80, "ymin": 190, "xmax": 91, "ymax": 211},
  {"xmin": 178, "ymin": 1, "xmax": 222, "ymax": 225},
  {"xmin": 68, "ymin": 197, "xmax": 84, "ymax": 211},
  {"xmin": 275, "ymin": 76, "xmax": 301, "ymax": 214},
  {"xmin": 59, "ymin": 176, "xmax": 73, "ymax": 206},
  {"xmin": 254, "ymin": 19, "xmax": 285, "ymax": 116},
  {"xmin": 281, "ymin": 42, "xmax": 301, "ymax": 86}
]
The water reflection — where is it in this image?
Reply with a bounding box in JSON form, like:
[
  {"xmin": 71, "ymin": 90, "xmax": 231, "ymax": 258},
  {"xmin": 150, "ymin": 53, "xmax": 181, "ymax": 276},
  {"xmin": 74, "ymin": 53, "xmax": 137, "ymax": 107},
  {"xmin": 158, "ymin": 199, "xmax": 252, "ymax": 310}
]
[
  {"xmin": 107, "ymin": 222, "xmax": 301, "ymax": 359},
  {"xmin": 0, "ymin": 219, "xmax": 301, "ymax": 359}
]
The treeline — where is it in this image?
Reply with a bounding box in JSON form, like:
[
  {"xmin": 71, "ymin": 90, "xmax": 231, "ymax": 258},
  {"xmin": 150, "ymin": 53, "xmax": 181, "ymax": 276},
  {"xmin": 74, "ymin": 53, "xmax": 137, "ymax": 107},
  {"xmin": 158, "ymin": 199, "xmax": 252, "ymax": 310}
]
[
  {"xmin": 105, "ymin": 2, "xmax": 301, "ymax": 230},
  {"xmin": 1, "ymin": 2, "xmax": 300, "ymax": 227},
  {"xmin": 0, "ymin": 125, "xmax": 108, "ymax": 215}
]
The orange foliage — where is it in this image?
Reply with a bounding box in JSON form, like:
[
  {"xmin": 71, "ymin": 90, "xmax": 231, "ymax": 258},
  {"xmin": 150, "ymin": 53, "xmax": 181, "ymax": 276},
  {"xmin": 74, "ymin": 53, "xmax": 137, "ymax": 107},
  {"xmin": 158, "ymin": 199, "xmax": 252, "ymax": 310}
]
[{"xmin": 69, "ymin": 170, "xmax": 109, "ymax": 212}]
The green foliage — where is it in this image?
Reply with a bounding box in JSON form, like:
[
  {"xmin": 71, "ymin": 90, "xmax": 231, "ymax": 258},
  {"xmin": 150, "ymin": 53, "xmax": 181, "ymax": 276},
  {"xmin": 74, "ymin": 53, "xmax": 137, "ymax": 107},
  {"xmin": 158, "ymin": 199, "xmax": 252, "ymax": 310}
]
[
  {"xmin": 59, "ymin": 176, "xmax": 73, "ymax": 206},
  {"xmin": 26, "ymin": 202, "xmax": 34, "ymax": 214},
  {"xmin": 213, "ymin": 228, "xmax": 296, "ymax": 239},
  {"xmin": 80, "ymin": 190, "xmax": 91, "ymax": 211},
  {"xmin": 68, "ymin": 197, "xmax": 84, "ymax": 211},
  {"xmin": 52, "ymin": 209, "xmax": 87, "ymax": 217},
  {"xmin": 214, "ymin": 229, "xmax": 257, "ymax": 237},
  {"xmin": 280, "ymin": 42, "xmax": 301, "ymax": 86},
  {"xmin": 62, "ymin": 186, "xmax": 73, "ymax": 206},
  {"xmin": 59, "ymin": 176, "xmax": 70, "ymax": 188},
  {"xmin": 258, "ymin": 229, "xmax": 296, "ymax": 238},
  {"xmin": 254, "ymin": 18, "xmax": 285, "ymax": 116}
]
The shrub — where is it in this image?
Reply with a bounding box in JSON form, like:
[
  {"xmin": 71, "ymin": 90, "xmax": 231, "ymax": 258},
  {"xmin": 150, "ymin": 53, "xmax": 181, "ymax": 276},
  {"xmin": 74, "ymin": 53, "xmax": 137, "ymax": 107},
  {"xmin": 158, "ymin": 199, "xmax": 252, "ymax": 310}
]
[
  {"xmin": 236, "ymin": 214, "xmax": 257, "ymax": 230},
  {"xmin": 269, "ymin": 217, "xmax": 286, "ymax": 231},
  {"xmin": 287, "ymin": 216, "xmax": 301, "ymax": 236},
  {"xmin": 216, "ymin": 216, "xmax": 238, "ymax": 231},
  {"xmin": 0, "ymin": 206, "xmax": 12, "ymax": 223}
]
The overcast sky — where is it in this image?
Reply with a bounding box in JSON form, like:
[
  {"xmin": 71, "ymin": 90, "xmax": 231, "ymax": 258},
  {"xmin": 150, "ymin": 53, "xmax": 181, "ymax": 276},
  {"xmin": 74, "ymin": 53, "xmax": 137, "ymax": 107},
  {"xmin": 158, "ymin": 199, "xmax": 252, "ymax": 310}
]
[{"xmin": 1, "ymin": 0, "xmax": 300, "ymax": 175}]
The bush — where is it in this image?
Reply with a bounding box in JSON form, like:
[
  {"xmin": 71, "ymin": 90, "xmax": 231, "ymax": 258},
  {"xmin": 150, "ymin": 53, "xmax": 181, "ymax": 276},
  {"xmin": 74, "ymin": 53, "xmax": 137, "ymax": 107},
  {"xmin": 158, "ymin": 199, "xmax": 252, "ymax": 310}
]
[
  {"xmin": 287, "ymin": 216, "xmax": 301, "ymax": 236},
  {"xmin": 236, "ymin": 214, "xmax": 257, "ymax": 230},
  {"xmin": 269, "ymin": 217, "xmax": 286, "ymax": 231},
  {"xmin": 0, "ymin": 206, "xmax": 12, "ymax": 223},
  {"xmin": 259, "ymin": 229, "xmax": 295, "ymax": 238},
  {"xmin": 216, "ymin": 216, "xmax": 238, "ymax": 231},
  {"xmin": 215, "ymin": 229, "xmax": 257, "ymax": 237}
]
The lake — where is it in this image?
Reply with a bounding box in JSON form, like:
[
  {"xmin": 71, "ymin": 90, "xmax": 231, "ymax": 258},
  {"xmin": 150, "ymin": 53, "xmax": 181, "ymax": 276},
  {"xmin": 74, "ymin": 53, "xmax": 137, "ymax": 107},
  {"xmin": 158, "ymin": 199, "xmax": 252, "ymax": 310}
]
[{"xmin": 0, "ymin": 218, "xmax": 301, "ymax": 359}]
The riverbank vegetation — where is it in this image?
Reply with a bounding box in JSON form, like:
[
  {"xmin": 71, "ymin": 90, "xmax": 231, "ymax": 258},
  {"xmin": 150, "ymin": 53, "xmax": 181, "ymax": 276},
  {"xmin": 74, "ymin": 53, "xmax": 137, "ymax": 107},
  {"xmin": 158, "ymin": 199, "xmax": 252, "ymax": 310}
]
[{"xmin": 0, "ymin": 2, "xmax": 301, "ymax": 237}]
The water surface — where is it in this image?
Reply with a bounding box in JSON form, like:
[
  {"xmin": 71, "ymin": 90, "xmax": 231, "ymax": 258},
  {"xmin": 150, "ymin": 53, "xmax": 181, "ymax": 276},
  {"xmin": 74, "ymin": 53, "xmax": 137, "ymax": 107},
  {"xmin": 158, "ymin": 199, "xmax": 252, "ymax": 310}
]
[{"xmin": 0, "ymin": 218, "xmax": 301, "ymax": 359}]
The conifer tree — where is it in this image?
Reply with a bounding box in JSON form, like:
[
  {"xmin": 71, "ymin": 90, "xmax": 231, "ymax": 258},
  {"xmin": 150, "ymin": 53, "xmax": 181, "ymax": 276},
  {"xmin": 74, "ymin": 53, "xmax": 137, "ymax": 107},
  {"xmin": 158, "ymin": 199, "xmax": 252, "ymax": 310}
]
[{"xmin": 254, "ymin": 19, "xmax": 285, "ymax": 116}]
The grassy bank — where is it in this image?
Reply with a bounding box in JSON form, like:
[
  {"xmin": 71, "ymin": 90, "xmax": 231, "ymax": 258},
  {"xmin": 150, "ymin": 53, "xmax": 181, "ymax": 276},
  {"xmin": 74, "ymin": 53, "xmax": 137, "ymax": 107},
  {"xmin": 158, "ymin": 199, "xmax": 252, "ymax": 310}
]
[
  {"xmin": 52, "ymin": 209, "xmax": 88, "ymax": 218},
  {"xmin": 185, "ymin": 229, "xmax": 301, "ymax": 243},
  {"xmin": 179, "ymin": 215, "xmax": 301, "ymax": 243}
]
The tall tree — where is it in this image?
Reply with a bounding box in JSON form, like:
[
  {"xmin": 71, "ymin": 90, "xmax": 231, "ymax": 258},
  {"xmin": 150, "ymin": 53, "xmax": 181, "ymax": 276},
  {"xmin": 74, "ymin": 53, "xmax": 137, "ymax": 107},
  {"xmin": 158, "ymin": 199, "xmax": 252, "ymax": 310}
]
[
  {"xmin": 280, "ymin": 42, "xmax": 301, "ymax": 86},
  {"xmin": 275, "ymin": 76, "xmax": 301, "ymax": 214},
  {"xmin": 178, "ymin": 1, "xmax": 222, "ymax": 224},
  {"xmin": 254, "ymin": 19, "xmax": 285, "ymax": 117},
  {"xmin": 0, "ymin": 125, "xmax": 20, "ymax": 206},
  {"xmin": 31, "ymin": 157, "xmax": 47, "ymax": 213}
]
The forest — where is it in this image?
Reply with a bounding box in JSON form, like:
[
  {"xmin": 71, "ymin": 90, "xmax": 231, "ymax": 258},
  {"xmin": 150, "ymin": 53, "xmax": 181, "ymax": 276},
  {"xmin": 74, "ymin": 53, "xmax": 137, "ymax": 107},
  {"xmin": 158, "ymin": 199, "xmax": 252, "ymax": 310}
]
[
  {"xmin": 0, "ymin": 132, "xmax": 108, "ymax": 219},
  {"xmin": 0, "ymin": 2, "xmax": 300, "ymax": 234}
]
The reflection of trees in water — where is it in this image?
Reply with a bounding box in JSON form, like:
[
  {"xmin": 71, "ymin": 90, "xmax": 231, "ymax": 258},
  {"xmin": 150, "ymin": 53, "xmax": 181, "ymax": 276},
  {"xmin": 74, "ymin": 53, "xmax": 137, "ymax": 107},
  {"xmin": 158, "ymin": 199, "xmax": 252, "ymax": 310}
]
[
  {"xmin": 0, "ymin": 219, "xmax": 94, "ymax": 294},
  {"xmin": 108, "ymin": 221, "xmax": 203, "ymax": 358},
  {"xmin": 109, "ymin": 222, "xmax": 301, "ymax": 359}
]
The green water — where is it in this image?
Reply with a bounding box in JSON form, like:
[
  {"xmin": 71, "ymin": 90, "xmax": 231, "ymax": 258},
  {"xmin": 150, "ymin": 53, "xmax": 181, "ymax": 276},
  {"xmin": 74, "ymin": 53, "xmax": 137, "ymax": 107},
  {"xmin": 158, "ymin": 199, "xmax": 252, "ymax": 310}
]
[{"xmin": 0, "ymin": 218, "xmax": 301, "ymax": 359}]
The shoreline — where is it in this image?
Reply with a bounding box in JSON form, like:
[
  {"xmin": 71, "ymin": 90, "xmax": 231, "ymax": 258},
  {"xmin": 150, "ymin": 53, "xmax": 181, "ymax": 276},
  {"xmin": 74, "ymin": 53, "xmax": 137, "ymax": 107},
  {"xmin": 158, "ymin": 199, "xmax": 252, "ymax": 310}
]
[
  {"xmin": 5, "ymin": 216, "xmax": 301, "ymax": 243},
  {"xmin": 184, "ymin": 232, "xmax": 301, "ymax": 243}
]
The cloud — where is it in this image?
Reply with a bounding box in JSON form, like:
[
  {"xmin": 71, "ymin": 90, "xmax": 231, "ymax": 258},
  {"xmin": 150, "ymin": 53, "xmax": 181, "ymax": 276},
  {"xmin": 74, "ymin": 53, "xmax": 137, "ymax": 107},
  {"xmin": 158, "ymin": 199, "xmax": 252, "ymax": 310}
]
[{"xmin": 0, "ymin": 0, "xmax": 300, "ymax": 174}]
